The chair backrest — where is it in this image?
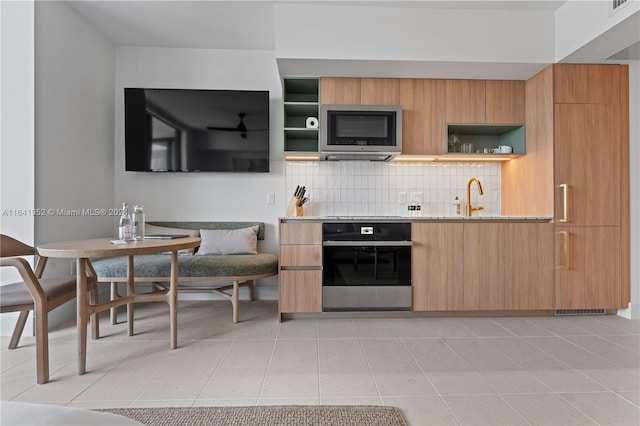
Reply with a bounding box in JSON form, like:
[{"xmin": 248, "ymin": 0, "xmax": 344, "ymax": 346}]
[{"xmin": 1, "ymin": 235, "xmax": 35, "ymax": 258}]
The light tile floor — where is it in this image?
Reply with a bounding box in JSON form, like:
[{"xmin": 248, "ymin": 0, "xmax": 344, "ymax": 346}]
[{"xmin": 1, "ymin": 300, "xmax": 639, "ymax": 425}]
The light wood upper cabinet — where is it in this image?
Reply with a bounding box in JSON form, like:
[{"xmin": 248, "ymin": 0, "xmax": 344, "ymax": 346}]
[
  {"xmin": 502, "ymin": 68, "xmax": 554, "ymax": 217},
  {"xmin": 320, "ymin": 77, "xmax": 361, "ymax": 104},
  {"xmin": 587, "ymin": 65, "xmax": 621, "ymax": 104},
  {"xmin": 556, "ymin": 226, "xmax": 622, "ymax": 309},
  {"xmin": 360, "ymin": 78, "xmax": 400, "ymax": 105},
  {"xmin": 554, "ymin": 64, "xmax": 621, "ymax": 104},
  {"xmin": 400, "ymin": 79, "xmax": 447, "ymax": 155},
  {"xmin": 412, "ymin": 222, "xmax": 464, "ymax": 311},
  {"xmin": 553, "ymin": 64, "xmax": 589, "ymax": 104},
  {"xmin": 445, "ymin": 80, "xmax": 486, "ymax": 123},
  {"xmin": 554, "ymin": 103, "xmax": 622, "ymax": 226},
  {"xmin": 485, "ymin": 80, "xmax": 525, "ymax": 124}
]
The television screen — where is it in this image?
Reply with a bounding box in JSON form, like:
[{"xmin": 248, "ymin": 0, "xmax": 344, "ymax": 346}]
[{"xmin": 124, "ymin": 88, "xmax": 269, "ymax": 172}]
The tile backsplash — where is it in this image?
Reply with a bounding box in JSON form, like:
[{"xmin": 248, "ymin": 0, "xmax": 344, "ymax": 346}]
[{"xmin": 285, "ymin": 161, "xmax": 501, "ymax": 217}]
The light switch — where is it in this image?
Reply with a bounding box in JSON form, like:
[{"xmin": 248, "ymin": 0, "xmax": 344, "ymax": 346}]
[{"xmin": 266, "ymin": 192, "xmax": 275, "ymax": 205}]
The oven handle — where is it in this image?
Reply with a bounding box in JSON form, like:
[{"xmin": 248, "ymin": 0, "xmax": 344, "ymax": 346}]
[{"xmin": 323, "ymin": 241, "xmax": 413, "ymax": 247}]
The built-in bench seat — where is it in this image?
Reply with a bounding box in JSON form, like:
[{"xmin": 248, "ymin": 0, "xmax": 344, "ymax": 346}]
[{"xmin": 91, "ymin": 222, "xmax": 278, "ymax": 323}]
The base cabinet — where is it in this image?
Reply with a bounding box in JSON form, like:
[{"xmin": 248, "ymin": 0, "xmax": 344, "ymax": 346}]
[
  {"xmin": 278, "ymin": 221, "xmax": 323, "ymax": 318},
  {"xmin": 463, "ymin": 222, "xmax": 553, "ymax": 311},
  {"xmin": 412, "ymin": 223, "xmax": 464, "ymax": 311},
  {"xmin": 556, "ymin": 226, "xmax": 623, "ymax": 310},
  {"xmin": 279, "ymin": 270, "xmax": 322, "ymax": 313},
  {"xmin": 504, "ymin": 223, "xmax": 554, "ymax": 310},
  {"xmin": 463, "ymin": 223, "xmax": 505, "ymax": 310},
  {"xmin": 413, "ymin": 222, "xmax": 553, "ymax": 312}
]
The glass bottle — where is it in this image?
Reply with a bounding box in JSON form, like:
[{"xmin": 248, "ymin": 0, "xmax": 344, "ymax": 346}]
[
  {"xmin": 132, "ymin": 205, "xmax": 145, "ymax": 240},
  {"xmin": 118, "ymin": 203, "xmax": 133, "ymax": 241}
]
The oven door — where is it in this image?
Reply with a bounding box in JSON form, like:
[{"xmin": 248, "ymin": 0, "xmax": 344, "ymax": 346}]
[{"xmin": 322, "ymin": 241, "xmax": 412, "ymax": 311}]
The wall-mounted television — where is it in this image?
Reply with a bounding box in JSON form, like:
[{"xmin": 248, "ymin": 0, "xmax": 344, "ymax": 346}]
[{"xmin": 124, "ymin": 88, "xmax": 269, "ymax": 172}]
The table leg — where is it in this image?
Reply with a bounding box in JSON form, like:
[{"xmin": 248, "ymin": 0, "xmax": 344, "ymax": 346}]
[
  {"xmin": 76, "ymin": 258, "xmax": 87, "ymax": 375},
  {"xmin": 85, "ymin": 260, "xmax": 100, "ymax": 340},
  {"xmin": 127, "ymin": 255, "xmax": 134, "ymax": 336},
  {"xmin": 169, "ymin": 250, "xmax": 178, "ymax": 349}
]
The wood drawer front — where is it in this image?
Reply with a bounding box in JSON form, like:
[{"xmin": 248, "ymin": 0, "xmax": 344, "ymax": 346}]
[
  {"xmin": 279, "ymin": 270, "xmax": 322, "ymax": 313},
  {"xmin": 280, "ymin": 222, "xmax": 322, "ymax": 245},
  {"xmin": 280, "ymin": 245, "xmax": 322, "ymax": 267}
]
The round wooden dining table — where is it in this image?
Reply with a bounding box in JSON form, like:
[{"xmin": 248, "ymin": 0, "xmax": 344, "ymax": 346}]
[{"xmin": 37, "ymin": 236, "xmax": 201, "ymax": 375}]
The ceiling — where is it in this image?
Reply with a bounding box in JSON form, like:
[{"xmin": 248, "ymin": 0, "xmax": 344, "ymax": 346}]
[
  {"xmin": 67, "ymin": 0, "xmax": 569, "ymax": 51},
  {"xmin": 67, "ymin": 1, "xmax": 277, "ymax": 50},
  {"xmin": 66, "ymin": 0, "xmax": 637, "ymax": 80}
]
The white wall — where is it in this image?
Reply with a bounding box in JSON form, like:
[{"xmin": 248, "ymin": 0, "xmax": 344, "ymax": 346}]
[
  {"xmin": 622, "ymin": 60, "xmax": 640, "ymax": 319},
  {"xmin": 0, "ymin": 1, "xmax": 117, "ymax": 335},
  {"xmin": 275, "ymin": 3, "xmax": 555, "ymax": 63},
  {"xmin": 555, "ymin": 0, "xmax": 640, "ymax": 61},
  {"xmin": 0, "ymin": 0, "xmax": 35, "ymax": 336},
  {"xmin": 0, "ymin": 0, "xmax": 35, "ymax": 244},
  {"xmin": 33, "ymin": 1, "xmax": 115, "ymax": 329},
  {"xmin": 114, "ymin": 47, "xmax": 284, "ymax": 298},
  {"xmin": 35, "ymin": 1, "xmax": 116, "ymax": 252},
  {"xmin": 554, "ymin": 2, "xmax": 640, "ymax": 319}
]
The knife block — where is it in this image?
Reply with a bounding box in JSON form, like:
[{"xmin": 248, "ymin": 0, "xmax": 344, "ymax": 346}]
[{"xmin": 286, "ymin": 196, "xmax": 303, "ymax": 216}]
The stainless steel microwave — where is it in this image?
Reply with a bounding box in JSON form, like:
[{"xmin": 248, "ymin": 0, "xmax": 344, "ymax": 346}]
[{"xmin": 320, "ymin": 104, "xmax": 402, "ymax": 161}]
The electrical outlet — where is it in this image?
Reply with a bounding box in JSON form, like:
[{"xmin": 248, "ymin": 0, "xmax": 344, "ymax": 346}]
[
  {"xmin": 398, "ymin": 192, "xmax": 407, "ymax": 204},
  {"xmin": 266, "ymin": 192, "xmax": 275, "ymax": 205},
  {"xmin": 410, "ymin": 192, "xmax": 423, "ymax": 203}
]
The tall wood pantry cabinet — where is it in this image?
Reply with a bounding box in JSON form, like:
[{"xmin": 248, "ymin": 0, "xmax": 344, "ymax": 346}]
[{"xmin": 523, "ymin": 64, "xmax": 630, "ymax": 310}]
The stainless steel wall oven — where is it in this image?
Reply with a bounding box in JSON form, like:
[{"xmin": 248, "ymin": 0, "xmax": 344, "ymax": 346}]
[{"xmin": 322, "ymin": 222, "xmax": 412, "ymax": 311}]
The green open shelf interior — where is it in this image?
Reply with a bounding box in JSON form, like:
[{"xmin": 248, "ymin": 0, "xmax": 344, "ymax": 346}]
[
  {"xmin": 284, "ymin": 78, "xmax": 319, "ymax": 103},
  {"xmin": 447, "ymin": 124, "xmax": 526, "ymax": 154},
  {"xmin": 284, "ymin": 102, "xmax": 319, "ymax": 128},
  {"xmin": 284, "ymin": 128, "xmax": 319, "ymax": 152}
]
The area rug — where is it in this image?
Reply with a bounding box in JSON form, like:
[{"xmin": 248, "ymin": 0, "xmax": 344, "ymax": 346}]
[{"xmin": 97, "ymin": 405, "xmax": 408, "ymax": 426}]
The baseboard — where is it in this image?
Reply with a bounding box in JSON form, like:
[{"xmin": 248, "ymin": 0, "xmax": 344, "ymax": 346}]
[{"xmin": 617, "ymin": 303, "xmax": 640, "ymax": 320}]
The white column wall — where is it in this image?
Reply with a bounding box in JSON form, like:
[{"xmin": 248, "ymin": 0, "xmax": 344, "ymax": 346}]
[
  {"xmin": 621, "ymin": 60, "xmax": 640, "ymax": 319},
  {"xmin": 0, "ymin": 0, "xmax": 35, "ymax": 336}
]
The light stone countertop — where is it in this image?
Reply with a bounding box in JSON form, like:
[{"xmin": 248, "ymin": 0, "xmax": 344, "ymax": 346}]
[{"xmin": 280, "ymin": 216, "xmax": 553, "ymax": 222}]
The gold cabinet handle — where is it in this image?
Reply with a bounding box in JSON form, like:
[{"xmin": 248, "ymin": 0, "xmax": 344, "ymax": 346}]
[
  {"xmin": 558, "ymin": 231, "xmax": 570, "ymax": 270},
  {"xmin": 559, "ymin": 184, "xmax": 568, "ymax": 222}
]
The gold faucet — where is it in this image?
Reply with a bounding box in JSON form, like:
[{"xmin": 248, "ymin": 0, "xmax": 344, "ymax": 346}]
[{"xmin": 466, "ymin": 177, "xmax": 484, "ymax": 216}]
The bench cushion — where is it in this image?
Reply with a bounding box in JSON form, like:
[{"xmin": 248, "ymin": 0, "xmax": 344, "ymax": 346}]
[{"xmin": 92, "ymin": 253, "xmax": 278, "ymax": 279}]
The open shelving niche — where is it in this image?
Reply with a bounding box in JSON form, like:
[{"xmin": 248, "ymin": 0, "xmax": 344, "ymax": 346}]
[
  {"xmin": 283, "ymin": 78, "xmax": 320, "ymax": 153},
  {"xmin": 445, "ymin": 123, "xmax": 526, "ymax": 159}
]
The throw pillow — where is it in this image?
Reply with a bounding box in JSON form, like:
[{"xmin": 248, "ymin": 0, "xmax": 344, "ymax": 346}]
[
  {"xmin": 144, "ymin": 224, "xmax": 200, "ymax": 254},
  {"xmin": 197, "ymin": 226, "xmax": 259, "ymax": 255}
]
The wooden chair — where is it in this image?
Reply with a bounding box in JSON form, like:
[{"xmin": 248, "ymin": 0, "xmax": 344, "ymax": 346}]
[{"xmin": 0, "ymin": 234, "xmax": 97, "ymax": 384}]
